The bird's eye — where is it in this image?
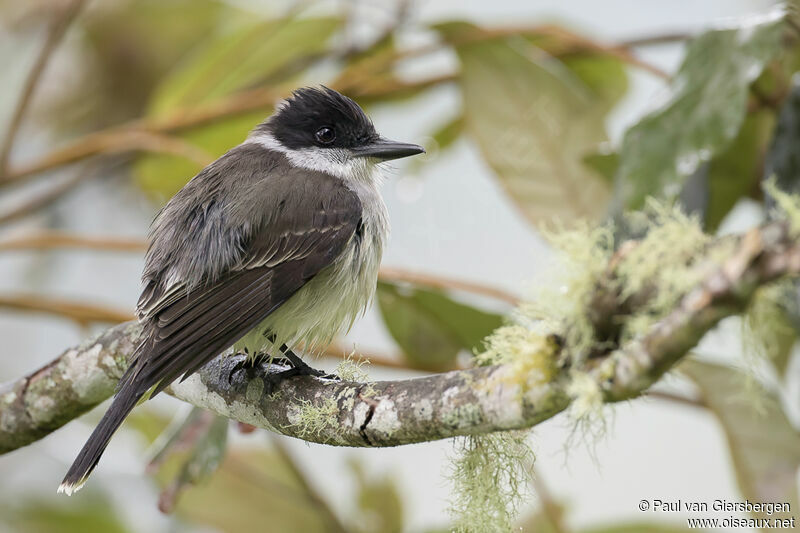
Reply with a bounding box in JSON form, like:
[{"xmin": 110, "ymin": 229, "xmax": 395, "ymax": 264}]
[{"xmin": 315, "ymin": 127, "xmax": 335, "ymax": 144}]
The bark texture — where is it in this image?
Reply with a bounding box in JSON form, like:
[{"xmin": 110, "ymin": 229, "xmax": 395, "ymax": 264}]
[{"xmin": 1, "ymin": 222, "xmax": 798, "ymax": 453}]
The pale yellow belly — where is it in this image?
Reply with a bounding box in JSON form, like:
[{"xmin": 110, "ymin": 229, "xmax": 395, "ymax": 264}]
[{"xmin": 233, "ymin": 236, "xmax": 380, "ymax": 357}]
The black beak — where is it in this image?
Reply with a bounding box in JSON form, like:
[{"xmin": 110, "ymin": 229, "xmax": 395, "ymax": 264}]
[{"xmin": 351, "ymin": 137, "xmax": 425, "ymax": 160}]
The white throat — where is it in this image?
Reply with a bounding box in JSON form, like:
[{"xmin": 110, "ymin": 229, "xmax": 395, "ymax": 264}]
[{"xmin": 246, "ymin": 132, "xmax": 379, "ymax": 184}]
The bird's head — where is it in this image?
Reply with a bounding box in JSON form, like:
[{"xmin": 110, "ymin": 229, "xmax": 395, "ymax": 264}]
[{"xmin": 250, "ymin": 86, "xmax": 424, "ymax": 181}]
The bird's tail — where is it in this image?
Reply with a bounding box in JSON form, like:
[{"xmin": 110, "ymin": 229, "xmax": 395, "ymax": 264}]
[{"xmin": 58, "ymin": 381, "xmax": 146, "ymax": 495}]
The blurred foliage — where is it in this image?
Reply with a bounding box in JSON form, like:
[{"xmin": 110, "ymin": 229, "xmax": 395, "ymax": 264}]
[
  {"xmin": 765, "ymin": 79, "xmax": 800, "ymax": 198},
  {"xmin": 7, "ymin": 0, "xmax": 800, "ymax": 531},
  {"xmin": 135, "ymin": 15, "xmax": 341, "ymax": 199},
  {"xmin": 376, "ymin": 281, "xmax": 503, "ymax": 370},
  {"xmin": 147, "ymin": 407, "xmax": 229, "ymax": 513},
  {"xmin": 705, "ymin": 109, "xmax": 775, "ymax": 229},
  {"xmin": 682, "ymin": 360, "xmax": 800, "ymax": 523},
  {"xmin": 168, "ymin": 447, "xmax": 331, "ymax": 532},
  {"xmin": 348, "ymin": 459, "xmax": 404, "ymax": 533},
  {"xmin": 614, "ymin": 13, "xmax": 785, "ymax": 212},
  {"xmin": 0, "ymin": 493, "xmax": 131, "ymax": 533},
  {"xmin": 437, "ymin": 21, "xmax": 614, "ymax": 226},
  {"xmin": 57, "ymin": 0, "xmax": 226, "ymax": 131}
]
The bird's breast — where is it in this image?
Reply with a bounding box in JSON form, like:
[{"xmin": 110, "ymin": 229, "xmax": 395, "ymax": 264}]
[{"xmin": 246, "ymin": 181, "xmax": 389, "ymax": 353}]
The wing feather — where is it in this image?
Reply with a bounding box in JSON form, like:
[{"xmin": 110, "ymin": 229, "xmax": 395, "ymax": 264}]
[{"xmin": 122, "ymin": 146, "xmax": 362, "ymax": 397}]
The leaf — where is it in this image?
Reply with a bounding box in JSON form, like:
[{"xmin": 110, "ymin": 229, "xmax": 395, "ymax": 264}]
[
  {"xmin": 409, "ymin": 113, "xmax": 465, "ymax": 173},
  {"xmin": 430, "ymin": 113, "xmax": 465, "ymax": 153},
  {"xmin": 706, "ymin": 109, "xmax": 775, "ymax": 229},
  {"xmin": 439, "ymin": 23, "xmax": 612, "ymax": 226},
  {"xmin": 148, "ymin": 407, "xmax": 229, "ymax": 513},
  {"xmin": 560, "ymin": 51, "xmax": 629, "ymax": 112},
  {"xmin": 151, "ymin": 16, "xmax": 340, "ymax": 114},
  {"xmin": 376, "ymin": 281, "xmax": 503, "ymax": 370},
  {"xmin": 765, "ymin": 80, "xmax": 800, "ymax": 197},
  {"xmin": 614, "ymin": 13, "xmax": 785, "ymax": 211},
  {"xmin": 123, "ymin": 407, "xmax": 172, "ymax": 444},
  {"xmin": 174, "ymin": 448, "xmax": 329, "ymax": 532},
  {"xmin": 55, "ymin": 0, "xmax": 224, "ymax": 129},
  {"xmin": 135, "ymin": 111, "xmax": 264, "ymax": 201},
  {"xmin": 349, "ymin": 459, "xmax": 404, "ymax": 533},
  {"xmin": 681, "ymin": 360, "xmax": 800, "ymax": 521},
  {"xmin": 134, "ymin": 16, "xmax": 341, "ymax": 200},
  {"xmin": 2, "ymin": 495, "xmax": 130, "ymax": 533},
  {"xmin": 515, "ymin": 501, "xmax": 568, "ymax": 533},
  {"xmin": 583, "ymin": 151, "xmax": 619, "ymax": 185}
]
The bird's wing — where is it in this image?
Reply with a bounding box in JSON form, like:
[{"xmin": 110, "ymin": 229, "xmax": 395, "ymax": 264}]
[{"xmin": 124, "ymin": 155, "xmax": 362, "ymax": 396}]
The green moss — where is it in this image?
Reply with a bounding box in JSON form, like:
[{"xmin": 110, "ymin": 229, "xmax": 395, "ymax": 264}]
[
  {"xmin": 448, "ymin": 431, "xmax": 533, "ymax": 533},
  {"xmin": 764, "ymin": 177, "xmax": 800, "ymax": 236},
  {"xmin": 461, "ymin": 200, "xmax": 755, "ymax": 530},
  {"xmin": 614, "ymin": 200, "xmax": 726, "ymax": 343},
  {"xmin": 523, "ymin": 221, "xmax": 615, "ymax": 360},
  {"xmin": 288, "ymin": 397, "xmax": 339, "ymax": 442},
  {"xmin": 335, "ymin": 353, "xmax": 370, "ymax": 382},
  {"xmin": 743, "ymin": 282, "xmax": 795, "ymax": 363},
  {"xmin": 441, "ymin": 402, "xmax": 483, "ymax": 429}
]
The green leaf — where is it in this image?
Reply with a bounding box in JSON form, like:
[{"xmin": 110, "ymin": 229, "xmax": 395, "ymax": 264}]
[
  {"xmin": 706, "ymin": 109, "xmax": 775, "ymax": 229},
  {"xmin": 123, "ymin": 407, "xmax": 172, "ymax": 444},
  {"xmin": 765, "ymin": 80, "xmax": 800, "ymax": 196},
  {"xmin": 134, "ymin": 16, "xmax": 341, "ymax": 200},
  {"xmin": 439, "ymin": 24, "xmax": 611, "ymax": 226},
  {"xmin": 409, "ymin": 113, "xmax": 465, "ymax": 173},
  {"xmin": 149, "ymin": 407, "xmax": 229, "ymax": 513},
  {"xmin": 174, "ymin": 448, "xmax": 329, "ymax": 532},
  {"xmin": 376, "ymin": 281, "xmax": 503, "ymax": 369},
  {"xmin": 349, "ymin": 459, "xmax": 404, "ymax": 533},
  {"xmin": 2, "ymin": 495, "xmax": 130, "ymax": 533},
  {"xmin": 134, "ymin": 111, "xmax": 263, "ymax": 201},
  {"xmin": 430, "ymin": 113, "xmax": 465, "ymax": 153},
  {"xmin": 560, "ymin": 52, "xmax": 628, "ymax": 112},
  {"xmin": 62, "ymin": 0, "xmax": 224, "ymax": 128},
  {"xmin": 583, "ymin": 151, "xmax": 619, "ymax": 185},
  {"xmin": 515, "ymin": 501, "xmax": 568, "ymax": 533},
  {"xmin": 614, "ymin": 13, "xmax": 785, "ymax": 211},
  {"xmin": 151, "ymin": 16, "xmax": 340, "ymax": 114},
  {"xmin": 681, "ymin": 360, "xmax": 800, "ymax": 521}
]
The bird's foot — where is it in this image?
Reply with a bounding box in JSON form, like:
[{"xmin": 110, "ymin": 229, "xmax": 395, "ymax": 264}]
[
  {"xmin": 227, "ymin": 351, "xmax": 286, "ymax": 384},
  {"xmin": 282, "ymin": 355, "xmax": 339, "ymax": 380},
  {"xmin": 227, "ymin": 349, "xmax": 338, "ymax": 386}
]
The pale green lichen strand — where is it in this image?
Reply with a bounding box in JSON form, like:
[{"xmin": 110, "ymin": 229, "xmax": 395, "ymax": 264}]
[{"xmin": 448, "ymin": 431, "xmax": 534, "ymax": 533}]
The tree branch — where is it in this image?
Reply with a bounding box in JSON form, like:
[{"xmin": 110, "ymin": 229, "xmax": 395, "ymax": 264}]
[
  {"xmin": 1, "ymin": 222, "xmax": 797, "ymax": 454},
  {"xmin": 0, "ymin": 24, "xmax": 672, "ymax": 189},
  {"xmin": 0, "ymin": 0, "xmax": 85, "ymax": 177}
]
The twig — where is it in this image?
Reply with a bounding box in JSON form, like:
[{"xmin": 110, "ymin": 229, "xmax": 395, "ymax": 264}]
[
  {"xmin": 0, "ymin": 166, "xmax": 96, "ymax": 226},
  {"xmin": 528, "ymin": 462, "xmax": 569, "ymax": 533},
  {"xmin": 1, "ymin": 24, "xmax": 673, "ymax": 188},
  {"xmin": 0, "ymin": 293, "xmax": 133, "ymax": 326},
  {"xmin": 379, "ymin": 266, "xmax": 519, "ymax": 305},
  {"xmin": 620, "ymin": 32, "xmax": 691, "ymax": 48},
  {"xmin": 645, "ymin": 389, "xmax": 706, "ymax": 409},
  {"xmin": 269, "ymin": 436, "xmax": 350, "ymax": 533},
  {"xmin": 0, "ymin": 233, "xmax": 519, "ymax": 307},
  {"xmin": 2, "ymin": 129, "xmax": 213, "ymax": 186},
  {"xmin": 0, "ymin": 231, "xmax": 147, "ymax": 253},
  {"xmin": 1, "ymin": 221, "xmax": 796, "ymax": 454},
  {"xmin": 0, "ymin": 0, "xmax": 85, "ymax": 177}
]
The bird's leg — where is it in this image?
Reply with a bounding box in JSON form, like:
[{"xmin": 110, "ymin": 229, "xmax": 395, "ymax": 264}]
[
  {"xmin": 228, "ymin": 348, "xmax": 288, "ymax": 384},
  {"xmin": 264, "ymin": 333, "xmax": 339, "ymax": 380}
]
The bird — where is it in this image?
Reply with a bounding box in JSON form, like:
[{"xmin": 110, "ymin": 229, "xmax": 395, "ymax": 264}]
[{"xmin": 59, "ymin": 86, "xmax": 424, "ymax": 495}]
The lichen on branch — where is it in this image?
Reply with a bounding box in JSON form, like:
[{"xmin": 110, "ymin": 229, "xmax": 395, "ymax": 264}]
[{"xmin": 1, "ymin": 203, "xmax": 799, "ymax": 530}]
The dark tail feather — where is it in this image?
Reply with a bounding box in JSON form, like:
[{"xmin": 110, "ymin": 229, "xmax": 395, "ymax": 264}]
[{"xmin": 58, "ymin": 383, "xmax": 145, "ymax": 495}]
